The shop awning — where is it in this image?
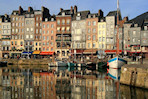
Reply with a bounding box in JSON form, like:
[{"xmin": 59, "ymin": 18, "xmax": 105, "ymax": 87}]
[
  {"xmin": 71, "ymin": 49, "xmax": 84, "ymax": 54},
  {"xmin": 105, "ymin": 50, "xmax": 122, "ymax": 54},
  {"xmin": 83, "ymin": 49, "xmax": 97, "ymax": 54},
  {"xmin": 33, "ymin": 50, "xmax": 40, "ymax": 55},
  {"xmin": 40, "ymin": 51, "xmax": 54, "ymax": 55},
  {"xmin": 22, "ymin": 52, "xmax": 32, "ymax": 55}
]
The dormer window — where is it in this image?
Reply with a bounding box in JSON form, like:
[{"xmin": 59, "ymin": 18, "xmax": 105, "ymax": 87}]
[
  {"xmin": 45, "ymin": 18, "xmax": 48, "ymax": 22},
  {"xmin": 88, "ymin": 15, "xmax": 91, "ymax": 18},
  {"xmin": 77, "ymin": 13, "xmax": 80, "ymax": 16},
  {"xmin": 62, "ymin": 12, "xmax": 65, "ymax": 16},
  {"xmin": 144, "ymin": 26, "xmax": 148, "ymax": 30},
  {"xmin": 134, "ymin": 24, "xmax": 138, "ymax": 27},
  {"xmin": 93, "ymin": 15, "xmax": 96, "ymax": 18},
  {"xmin": 14, "ymin": 12, "xmax": 16, "ymax": 15},
  {"xmin": 51, "ymin": 18, "xmax": 54, "ymax": 21}
]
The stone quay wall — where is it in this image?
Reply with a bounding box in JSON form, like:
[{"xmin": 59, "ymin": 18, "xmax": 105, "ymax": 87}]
[{"xmin": 120, "ymin": 64, "xmax": 148, "ymax": 89}]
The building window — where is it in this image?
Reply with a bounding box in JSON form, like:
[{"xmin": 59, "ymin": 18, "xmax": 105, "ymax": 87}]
[
  {"xmin": 88, "ymin": 21, "xmax": 91, "ymax": 26},
  {"xmin": 93, "ymin": 21, "xmax": 96, "ymax": 26},
  {"xmin": 62, "ymin": 51, "xmax": 65, "ymax": 56},
  {"xmin": 88, "ymin": 35, "xmax": 91, "ymax": 40},
  {"xmin": 31, "ymin": 28, "xmax": 33, "ymax": 32},
  {"xmin": 62, "ymin": 19, "xmax": 65, "ymax": 25},
  {"xmin": 27, "ymin": 28, "xmax": 29, "ymax": 32},
  {"xmin": 93, "ymin": 35, "xmax": 96, "ymax": 40},
  {"xmin": 47, "ymin": 24, "xmax": 49, "ymax": 28},
  {"xmin": 51, "ymin": 36, "xmax": 53, "ymax": 40},
  {"xmin": 57, "ymin": 20, "xmax": 60, "ymax": 25},
  {"xmin": 133, "ymin": 38, "xmax": 135, "ymax": 42},
  {"xmin": 43, "ymin": 24, "xmax": 45, "ymax": 28},
  {"xmin": 133, "ymin": 31, "xmax": 136, "ymax": 35},
  {"xmin": 88, "ymin": 43, "xmax": 90, "ymax": 48},
  {"xmin": 92, "ymin": 28, "xmax": 96, "ymax": 33},
  {"xmin": 43, "ymin": 36, "xmax": 45, "ymax": 40},
  {"xmin": 67, "ymin": 20, "xmax": 70, "ymax": 25},
  {"xmin": 93, "ymin": 43, "xmax": 95, "ymax": 48},
  {"xmin": 47, "ymin": 36, "xmax": 49, "ymax": 40},
  {"xmin": 77, "ymin": 44, "xmax": 80, "ymax": 48},
  {"xmin": 51, "ymin": 24, "xmax": 54, "ymax": 28},
  {"xmin": 51, "ymin": 30, "xmax": 53, "ymax": 34},
  {"xmin": 88, "ymin": 29, "xmax": 91, "ymax": 33},
  {"xmin": 47, "ymin": 30, "xmax": 49, "ymax": 34},
  {"xmin": 99, "ymin": 37, "xmax": 101, "ymax": 42}
]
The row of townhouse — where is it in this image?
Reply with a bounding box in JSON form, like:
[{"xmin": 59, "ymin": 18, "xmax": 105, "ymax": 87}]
[{"xmin": 0, "ymin": 6, "xmax": 147, "ymax": 59}]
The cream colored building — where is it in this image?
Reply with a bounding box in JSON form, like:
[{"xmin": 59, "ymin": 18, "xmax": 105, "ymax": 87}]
[{"xmin": 98, "ymin": 18, "xmax": 106, "ymax": 50}]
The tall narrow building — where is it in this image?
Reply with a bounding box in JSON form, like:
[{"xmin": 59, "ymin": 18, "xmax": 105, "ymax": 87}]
[
  {"xmin": 41, "ymin": 16, "xmax": 56, "ymax": 58},
  {"xmin": 71, "ymin": 10, "xmax": 90, "ymax": 60},
  {"xmin": 56, "ymin": 6, "xmax": 75, "ymax": 59},
  {"xmin": 1, "ymin": 15, "xmax": 11, "ymax": 58},
  {"xmin": 10, "ymin": 6, "xmax": 25, "ymax": 58}
]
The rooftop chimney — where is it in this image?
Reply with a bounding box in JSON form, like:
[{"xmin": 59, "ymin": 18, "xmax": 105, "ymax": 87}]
[
  {"xmin": 60, "ymin": 8, "xmax": 63, "ymax": 12},
  {"xmin": 98, "ymin": 9, "xmax": 104, "ymax": 17},
  {"xmin": 28, "ymin": 7, "xmax": 33, "ymax": 13},
  {"xmin": 71, "ymin": 6, "xmax": 73, "ymax": 14},
  {"xmin": 19, "ymin": 6, "xmax": 23, "ymax": 15},
  {"xmin": 74, "ymin": 5, "xmax": 77, "ymax": 14},
  {"xmin": 123, "ymin": 16, "xmax": 128, "ymax": 22}
]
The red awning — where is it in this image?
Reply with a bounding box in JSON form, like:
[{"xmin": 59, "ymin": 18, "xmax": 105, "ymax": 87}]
[
  {"xmin": 40, "ymin": 51, "xmax": 54, "ymax": 55},
  {"xmin": 105, "ymin": 50, "xmax": 122, "ymax": 53},
  {"xmin": 71, "ymin": 49, "xmax": 84, "ymax": 54}
]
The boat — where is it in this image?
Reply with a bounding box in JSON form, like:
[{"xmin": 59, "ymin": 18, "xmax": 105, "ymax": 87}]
[
  {"xmin": 108, "ymin": 0, "xmax": 127, "ymax": 69},
  {"xmin": 0, "ymin": 61, "xmax": 7, "ymax": 67},
  {"xmin": 108, "ymin": 56, "xmax": 127, "ymax": 69},
  {"xmin": 56, "ymin": 61, "xmax": 67, "ymax": 67},
  {"xmin": 97, "ymin": 61, "xmax": 107, "ymax": 68},
  {"xmin": 108, "ymin": 68, "xmax": 120, "ymax": 80},
  {"xmin": 67, "ymin": 62, "xmax": 77, "ymax": 71},
  {"xmin": 86, "ymin": 62, "xmax": 96, "ymax": 70}
]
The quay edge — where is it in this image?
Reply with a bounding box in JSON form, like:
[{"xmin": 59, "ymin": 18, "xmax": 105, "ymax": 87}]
[{"xmin": 120, "ymin": 64, "xmax": 148, "ymax": 89}]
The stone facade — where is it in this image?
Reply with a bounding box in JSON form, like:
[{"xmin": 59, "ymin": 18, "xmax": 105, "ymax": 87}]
[{"xmin": 24, "ymin": 11, "xmax": 35, "ymax": 52}]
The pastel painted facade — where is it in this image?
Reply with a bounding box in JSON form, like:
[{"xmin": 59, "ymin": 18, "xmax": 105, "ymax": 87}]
[
  {"xmin": 86, "ymin": 14, "xmax": 98, "ymax": 50},
  {"xmin": 56, "ymin": 7, "xmax": 74, "ymax": 59},
  {"xmin": 10, "ymin": 6, "xmax": 25, "ymax": 58},
  {"xmin": 42, "ymin": 17, "xmax": 56, "ymax": 52},
  {"xmin": 98, "ymin": 18, "xmax": 106, "ymax": 50},
  {"xmin": 1, "ymin": 15, "xmax": 11, "ymax": 58}
]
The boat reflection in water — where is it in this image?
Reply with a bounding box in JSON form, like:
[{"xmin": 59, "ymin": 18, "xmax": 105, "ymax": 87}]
[{"xmin": 0, "ymin": 66, "xmax": 147, "ymax": 99}]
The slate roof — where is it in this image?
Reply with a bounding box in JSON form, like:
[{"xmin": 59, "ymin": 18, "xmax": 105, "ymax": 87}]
[
  {"xmin": 107, "ymin": 11, "xmax": 117, "ymax": 16},
  {"xmin": 106, "ymin": 10, "xmax": 122, "ymax": 20},
  {"xmin": 57, "ymin": 9, "xmax": 73, "ymax": 15},
  {"xmin": 72, "ymin": 10, "xmax": 90, "ymax": 20},
  {"xmin": 126, "ymin": 11, "xmax": 148, "ymax": 27}
]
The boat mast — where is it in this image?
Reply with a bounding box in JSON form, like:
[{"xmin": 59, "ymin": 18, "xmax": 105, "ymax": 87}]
[{"xmin": 116, "ymin": 0, "xmax": 120, "ymax": 55}]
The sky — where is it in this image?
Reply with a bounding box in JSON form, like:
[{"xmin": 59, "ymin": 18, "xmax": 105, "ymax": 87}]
[{"xmin": 0, "ymin": 0, "xmax": 148, "ymax": 20}]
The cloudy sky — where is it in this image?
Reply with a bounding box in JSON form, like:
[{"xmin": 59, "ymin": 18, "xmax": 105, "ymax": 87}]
[{"xmin": 0, "ymin": 0, "xmax": 148, "ymax": 19}]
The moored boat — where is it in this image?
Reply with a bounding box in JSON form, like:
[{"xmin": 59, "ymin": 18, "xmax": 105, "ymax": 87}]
[{"xmin": 108, "ymin": 56, "xmax": 127, "ymax": 69}]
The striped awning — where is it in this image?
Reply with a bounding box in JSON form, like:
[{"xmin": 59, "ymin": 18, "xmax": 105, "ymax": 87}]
[
  {"xmin": 83, "ymin": 49, "xmax": 97, "ymax": 54},
  {"xmin": 40, "ymin": 51, "xmax": 54, "ymax": 55},
  {"xmin": 33, "ymin": 50, "xmax": 40, "ymax": 55},
  {"xmin": 22, "ymin": 52, "xmax": 32, "ymax": 55}
]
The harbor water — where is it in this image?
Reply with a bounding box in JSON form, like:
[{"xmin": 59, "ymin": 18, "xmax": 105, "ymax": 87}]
[{"xmin": 0, "ymin": 65, "xmax": 148, "ymax": 99}]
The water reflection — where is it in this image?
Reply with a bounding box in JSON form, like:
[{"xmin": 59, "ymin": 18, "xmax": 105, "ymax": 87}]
[{"xmin": 0, "ymin": 67, "xmax": 147, "ymax": 99}]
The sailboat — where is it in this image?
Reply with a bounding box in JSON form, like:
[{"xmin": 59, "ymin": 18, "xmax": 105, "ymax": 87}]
[{"xmin": 108, "ymin": 0, "xmax": 127, "ymax": 69}]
